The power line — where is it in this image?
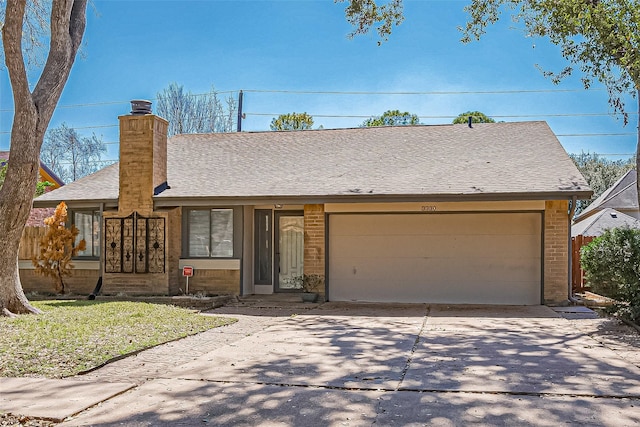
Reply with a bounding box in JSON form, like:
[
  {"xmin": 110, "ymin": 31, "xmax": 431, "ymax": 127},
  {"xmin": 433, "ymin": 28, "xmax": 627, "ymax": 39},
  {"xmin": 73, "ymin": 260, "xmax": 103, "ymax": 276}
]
[
  {"xmin": 0, "ymin": 87, "xmax": 604, "ymax": 113},
  {"xmin": 0, "ymin": 90, "xmax": 240, "ymax": 113},
  {"xmin": 243, "ymin": 88, "xmax": 606, "ymax": 95},
  {"xmin": 0, "ymin": 124, "xmax": 118, "ymax": 135},
  {"xmin": 51, "ymin": 150, "xmax": 638, "ymax": 168},
  {"xmin": 556, "ymin": 133, "xmax": 636, "ymax": 137},
  {"xmin": 245, "ymin": 112, "xmax": 638, "ymax": 119}
]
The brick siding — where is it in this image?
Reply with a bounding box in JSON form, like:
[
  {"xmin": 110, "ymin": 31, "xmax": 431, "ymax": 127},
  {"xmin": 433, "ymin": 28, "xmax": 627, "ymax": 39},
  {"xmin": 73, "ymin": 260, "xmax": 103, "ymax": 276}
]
[
  {"xmin": 303, "ymin": 204, "xmax": 325, "ymax": 296},
  {"xmin": 544, "ymin": 200, "xmax": 569, "ymax": 304}
]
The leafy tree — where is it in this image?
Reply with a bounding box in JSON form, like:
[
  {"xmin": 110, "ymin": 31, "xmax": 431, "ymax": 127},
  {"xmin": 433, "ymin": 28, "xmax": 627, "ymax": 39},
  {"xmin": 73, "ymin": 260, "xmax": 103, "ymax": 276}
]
[
  {"xmin": 35, "ymin": 180, "xmax": 55, "ymax": 196},
  {"xmin": 361, "ymin": 109, "xmax": 419, "ymax": 127},
  {"xmin": 336, "ymin": 0, "xmax": 405, "ymax": 44},
  {"xmin": 32, "ymin": 202, "xmax": 86, "ymax": 294},
  {"xmin": 570, "ymin": 152, "xmax": 635, "ymax": 214},
  {"xmin": 41, "ymin": 123, "xmax": 106, "ymax": 182},
  {"xmin": 342, "ymin": 0, "xmax": 640, "ymax": 213},
  {"xmin": 0, "ymin": 0, "xmax": 88, "ymax": 316},
  {"xmin": 453, "ymin": 111, "xmax": 495, "ymax": 124},
  {"xmin": 581, "ymin": 227, "xmax": 640, "ymax": 323},
  {"xmin": 270, "ymin": 112, "xmax": 314, "ymax": 131},
  {"xmin": 156, "ymin": 83, "xmax": 237, "ymax": 136}
]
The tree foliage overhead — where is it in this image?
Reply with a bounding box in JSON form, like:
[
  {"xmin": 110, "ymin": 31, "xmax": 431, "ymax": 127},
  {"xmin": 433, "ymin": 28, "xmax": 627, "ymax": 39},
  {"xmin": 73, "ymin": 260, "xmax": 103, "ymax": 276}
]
[
  {"xmin": 270, "ymin": 112, "xmax": 315, "ymax": 131},
  {"xmin": 156, "ymin": 83, "xmax": 237, "ymax": 137},
  {"xmin": 461, "ymin": 0, "xmax": 640, "ymax": 124},
  {"xmin": 361, "ymin": 109, "xmax": 419, "ymax": 127},
  {"xmin": 341, "ymin": 0, "xmax": 640, "ymax": 226},
  {"xmin": 32, "ymin": 202, "xmax": 85, "ymax": 294},
  {"xmin": 41, "ymin": 123, "xmax": 107, "ymax": 182},
  {"xmin": 336, "ymin": 0, "xmax": 404, "ymax": 44},
  {"xmin": 570, "ymin": 152, "xmax": 635, "ymax": 214},
  {"xmin": 452, "ymin": 111, "xmax": 496, "ymax": 124}
]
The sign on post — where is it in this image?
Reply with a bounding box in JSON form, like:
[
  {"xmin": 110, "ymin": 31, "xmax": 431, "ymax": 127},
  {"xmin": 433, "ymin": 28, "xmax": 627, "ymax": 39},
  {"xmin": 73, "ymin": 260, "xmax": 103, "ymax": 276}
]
[{"xmin": 182, "ymin": 266, "xmax": 194, "ymax": 294}]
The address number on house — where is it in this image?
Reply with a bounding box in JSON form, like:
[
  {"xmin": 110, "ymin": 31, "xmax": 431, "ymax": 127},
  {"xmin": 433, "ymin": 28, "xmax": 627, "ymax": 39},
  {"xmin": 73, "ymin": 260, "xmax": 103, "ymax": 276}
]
[{"xmin": 421, "ymin": 206, "xmax": 437, "ymax": 212}]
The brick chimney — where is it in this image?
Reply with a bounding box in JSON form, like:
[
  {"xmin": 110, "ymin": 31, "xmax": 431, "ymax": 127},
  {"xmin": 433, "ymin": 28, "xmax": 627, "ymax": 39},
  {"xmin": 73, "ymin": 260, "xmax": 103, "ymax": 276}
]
[{"xmin": 118, "ymin": 100, "xmax": 169, "ymax": 216}]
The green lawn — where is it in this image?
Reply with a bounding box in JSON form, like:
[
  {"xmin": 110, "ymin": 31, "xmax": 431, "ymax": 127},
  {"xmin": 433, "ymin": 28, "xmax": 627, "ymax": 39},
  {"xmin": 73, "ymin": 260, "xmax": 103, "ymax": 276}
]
[{"xmin": 0, "ymin": 300, "xmax": 236, "ymax": 378}]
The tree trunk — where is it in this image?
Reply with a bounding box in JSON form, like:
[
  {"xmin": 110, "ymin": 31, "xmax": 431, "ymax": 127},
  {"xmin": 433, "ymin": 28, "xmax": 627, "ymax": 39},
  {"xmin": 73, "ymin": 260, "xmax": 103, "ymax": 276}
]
[
  {"xmin": 0, "ymin": 0, "xmax": 87, "ymax": 316},
  {"xmin": 637, "ymin": 89, "xmax": 640, "ymax": 220}
]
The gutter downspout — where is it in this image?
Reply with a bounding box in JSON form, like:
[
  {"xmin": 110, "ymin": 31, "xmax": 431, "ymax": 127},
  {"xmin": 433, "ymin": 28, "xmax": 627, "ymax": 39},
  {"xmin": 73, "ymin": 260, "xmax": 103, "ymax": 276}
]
[{"xmin": 568, "ymin": 196, "xmax": 579, "ymax": 304}]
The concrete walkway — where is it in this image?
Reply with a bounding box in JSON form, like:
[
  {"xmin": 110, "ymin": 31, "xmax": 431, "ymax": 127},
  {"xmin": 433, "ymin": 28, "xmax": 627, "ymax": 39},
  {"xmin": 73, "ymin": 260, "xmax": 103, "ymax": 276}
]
[{"xmin": 3, "ymin": 303, "xmax": 640, "ymax": 426}]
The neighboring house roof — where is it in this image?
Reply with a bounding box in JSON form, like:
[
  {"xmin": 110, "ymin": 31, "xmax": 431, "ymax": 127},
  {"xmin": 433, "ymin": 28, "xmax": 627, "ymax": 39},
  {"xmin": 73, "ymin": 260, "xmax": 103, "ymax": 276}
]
[
  {"xmin": 0, "ymin": 151, "xmax": 65, "ymax": 189},
  {"xmin": 34, "ymin": 122, "xmax": 591, "ymax": 207},
  {"xmin": 574, "ymin": 169, "xmax": 637, "ymax": 223},
  {"xmin": 571, "ymin": 208, "xmax": 640, "ymax": 237}
]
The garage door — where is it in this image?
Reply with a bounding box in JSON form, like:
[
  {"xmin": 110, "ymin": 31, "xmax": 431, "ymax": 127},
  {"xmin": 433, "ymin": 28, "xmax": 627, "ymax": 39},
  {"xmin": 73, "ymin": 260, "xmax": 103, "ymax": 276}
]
[{"xmin": 328, "ymin": 213, "xmax": 542, "ymax": 305}]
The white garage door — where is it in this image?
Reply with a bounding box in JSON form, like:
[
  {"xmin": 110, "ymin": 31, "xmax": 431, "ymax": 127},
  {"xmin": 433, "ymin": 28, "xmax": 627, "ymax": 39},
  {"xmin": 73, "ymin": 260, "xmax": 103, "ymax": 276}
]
[{"xmin": 328, "ymin": 213, "xmax": 542, "ymax": 305}]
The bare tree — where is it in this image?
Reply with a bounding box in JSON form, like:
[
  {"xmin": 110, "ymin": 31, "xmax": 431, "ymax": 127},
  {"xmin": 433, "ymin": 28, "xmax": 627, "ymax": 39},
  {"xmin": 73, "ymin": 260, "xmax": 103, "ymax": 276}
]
[
  {"xmin": 156, "ymin": 83, "xmax": 237, "ymax": 136},
  {"xmin": 0, "ymin": 0, "xmax": 87, "ymax": 317},
  {"xmin": 41, "ymin": 123, "xmax": 107, "ymax": 182}
]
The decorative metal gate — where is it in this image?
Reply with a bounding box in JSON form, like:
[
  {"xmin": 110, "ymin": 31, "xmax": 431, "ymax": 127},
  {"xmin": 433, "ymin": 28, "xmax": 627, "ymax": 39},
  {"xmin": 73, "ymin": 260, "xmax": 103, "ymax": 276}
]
[{"xmin": 104, "ymin": 212, "xmax": 165, "ymax": 274}]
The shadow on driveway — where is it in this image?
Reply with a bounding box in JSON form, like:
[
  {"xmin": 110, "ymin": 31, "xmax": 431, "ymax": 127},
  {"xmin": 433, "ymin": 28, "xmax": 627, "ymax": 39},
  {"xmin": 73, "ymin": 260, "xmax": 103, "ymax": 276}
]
[{"xmin": 62, "ymin": 303, "xmax": 640, "ymax": 426}]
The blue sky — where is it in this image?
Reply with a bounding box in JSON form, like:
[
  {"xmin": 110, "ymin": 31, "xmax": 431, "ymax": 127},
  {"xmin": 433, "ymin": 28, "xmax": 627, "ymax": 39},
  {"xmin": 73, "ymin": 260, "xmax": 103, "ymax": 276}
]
[{"xmin": 1, "ymin": 0, "xmax": 637, "ymax": 163}]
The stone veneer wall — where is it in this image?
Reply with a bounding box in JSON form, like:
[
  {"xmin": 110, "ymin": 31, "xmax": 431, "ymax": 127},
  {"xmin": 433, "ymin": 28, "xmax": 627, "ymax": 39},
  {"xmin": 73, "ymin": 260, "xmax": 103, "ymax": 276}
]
[{"xmin": 544, "ymin": 200, "xmax": 569, "ymax": 304}]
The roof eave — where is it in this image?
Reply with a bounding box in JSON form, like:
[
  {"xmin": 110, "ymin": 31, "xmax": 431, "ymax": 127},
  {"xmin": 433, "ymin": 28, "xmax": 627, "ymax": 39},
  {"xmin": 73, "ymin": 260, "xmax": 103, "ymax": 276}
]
[
  {"xmin": 153, "ymin": 190, "xmax": 594, "ymax": 208},
  {"xmin": 32, "ymin": 198, "xmax": 118, "ymax": 209}
]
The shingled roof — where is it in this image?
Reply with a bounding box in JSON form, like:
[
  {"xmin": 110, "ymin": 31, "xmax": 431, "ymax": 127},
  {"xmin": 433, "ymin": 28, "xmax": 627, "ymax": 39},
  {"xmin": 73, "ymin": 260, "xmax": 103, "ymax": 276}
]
[
  {"xmin": 34, "ymin": 121, "xmax": 591, "ymax": 207},
  {"xmin": 573, "ymin": 169, "xmax": 637, "ymax": 223},
  {"xmin": 572, "ymin": 208, "xmax": 640, "ymax": 237}
]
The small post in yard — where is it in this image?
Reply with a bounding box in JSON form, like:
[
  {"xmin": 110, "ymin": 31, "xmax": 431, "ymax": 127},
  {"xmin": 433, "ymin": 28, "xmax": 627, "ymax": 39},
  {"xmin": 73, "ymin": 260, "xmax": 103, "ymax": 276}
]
[{"xmin": 182, "ymin": 265, "xmax": 194, "ymax": 295}]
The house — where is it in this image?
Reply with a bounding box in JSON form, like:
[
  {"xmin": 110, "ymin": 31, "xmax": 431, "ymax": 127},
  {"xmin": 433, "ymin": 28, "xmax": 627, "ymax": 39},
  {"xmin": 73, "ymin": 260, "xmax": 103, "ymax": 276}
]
[
  {"xmin": 0, "ymin": 150, "xmax": 65, "ymax": 190},
  {"xmin": 573, "ymin": 169, "xmax": 638, "ymax": 223},
  {"xmin": 1, "ymin": 150, "xmax": 65, "ymax": 226},
  {"xmin": 572, "ymin": 208, "xmax": 640, "ymax": 238},
  {"xmin": 570, "ymin": 172, "xmax": 639, "ymax": 292},
  {"xmin": 27, "ymin": 101, "xmax": 591, "ymax": 305}
]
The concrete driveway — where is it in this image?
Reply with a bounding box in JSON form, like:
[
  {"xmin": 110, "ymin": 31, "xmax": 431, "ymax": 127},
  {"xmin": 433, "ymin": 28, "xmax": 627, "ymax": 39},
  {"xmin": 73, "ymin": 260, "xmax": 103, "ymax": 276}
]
[{"xmin": 60, "ymin": 303, "xmax": 640, "ymax": 426}]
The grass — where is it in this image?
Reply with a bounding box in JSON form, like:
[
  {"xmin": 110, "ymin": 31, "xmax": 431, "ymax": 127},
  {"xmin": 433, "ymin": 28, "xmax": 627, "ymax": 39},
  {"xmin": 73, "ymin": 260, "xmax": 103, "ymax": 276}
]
[{"xmin": 0, "ymin": 300, "xmax": 236, "ymax": 378}]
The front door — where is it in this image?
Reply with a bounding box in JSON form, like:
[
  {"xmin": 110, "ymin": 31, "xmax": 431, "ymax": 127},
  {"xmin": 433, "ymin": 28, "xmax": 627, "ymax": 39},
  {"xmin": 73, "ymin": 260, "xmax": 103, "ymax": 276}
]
[{"xmin": 274, "ymin": 211, "xmax": 304, "ymax": 292}]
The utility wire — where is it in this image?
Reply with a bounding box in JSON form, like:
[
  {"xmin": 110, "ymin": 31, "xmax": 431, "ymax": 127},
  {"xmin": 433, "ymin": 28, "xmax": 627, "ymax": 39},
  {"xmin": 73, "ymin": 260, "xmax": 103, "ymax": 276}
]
[
  {"xmin": 244, "ymin": 112, "xmax": 638, "ymax": 119},
  {"xmin": 242, "ymin": 88, "xmax": 606, "ymax": 95},
  {"xmin": 0, "ymin": 87, "xmax": 610, "ymax": 113},
  {"xmin": 0, "ymin": 90, "xmax": 239, "ymax": 113},
  {"xmin": 50, "ymin": 150, "xmax": 639, "ymax": 167}
]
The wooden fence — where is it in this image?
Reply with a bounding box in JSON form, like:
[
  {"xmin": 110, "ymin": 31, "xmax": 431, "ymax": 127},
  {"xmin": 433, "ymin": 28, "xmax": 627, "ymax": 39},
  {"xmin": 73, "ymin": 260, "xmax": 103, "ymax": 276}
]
[
  {"xmin": 19, "ymin": 226, "xmax": 46, "ymax": 260},
  {"xmin": 571, "ymin": 235, "xmax": 595, "ymax": 293}
]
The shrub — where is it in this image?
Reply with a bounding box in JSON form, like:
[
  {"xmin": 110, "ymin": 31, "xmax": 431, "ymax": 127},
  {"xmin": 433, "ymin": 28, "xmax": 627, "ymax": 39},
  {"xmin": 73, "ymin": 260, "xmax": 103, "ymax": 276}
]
[
  {"xmin": 32, "ymin": 202, "xmax": 86, "ymax": 294},
  {"xmin": 581, "ymin": 227, "xmax": 640, "ymax": 323},
  {"xmin": 282, "ymin": 274, "xmax": 325, "ymax": 293}
]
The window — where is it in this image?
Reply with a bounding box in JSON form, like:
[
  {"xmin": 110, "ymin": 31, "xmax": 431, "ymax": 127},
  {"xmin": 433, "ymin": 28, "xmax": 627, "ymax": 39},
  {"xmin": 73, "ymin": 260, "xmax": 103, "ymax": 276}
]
[
  {"xmin": 74, "ymin": 210, "xmax": 101, "ymax": 258},
  {"xmin": 187, "ymin": 208, "xmax": 234, "ymax": 258}
]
